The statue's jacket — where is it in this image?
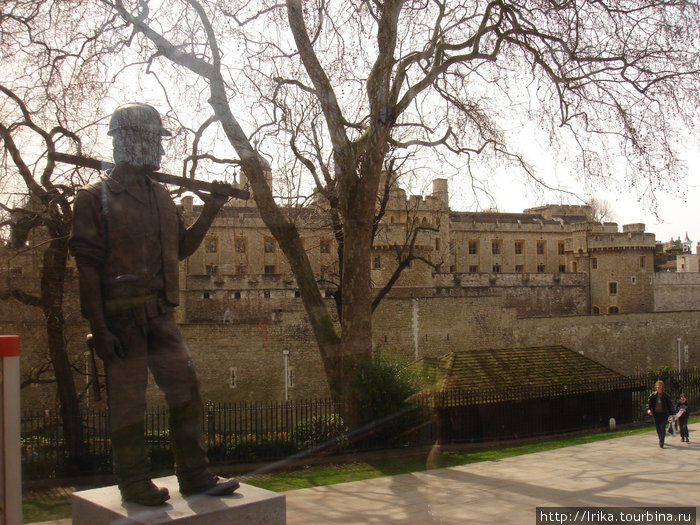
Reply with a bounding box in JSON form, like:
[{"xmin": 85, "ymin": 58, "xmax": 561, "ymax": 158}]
[{"xmin": 69, "ymin": 163, "xmax": 184, "ymax": 317}]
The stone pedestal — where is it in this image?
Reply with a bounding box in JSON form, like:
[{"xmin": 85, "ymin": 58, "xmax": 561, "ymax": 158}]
[{"xmin": 71, "ymin": 475, "xmax": 285, "ymax": 524}]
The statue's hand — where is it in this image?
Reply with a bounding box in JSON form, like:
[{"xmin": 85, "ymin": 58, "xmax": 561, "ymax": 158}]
[
  {"xmin": 92, "ymin": 327, "xmax": 125, "ymax": 363},
  {"xmin": 203, "ymin": 180, "xmax": 230, "ymax": 209}
]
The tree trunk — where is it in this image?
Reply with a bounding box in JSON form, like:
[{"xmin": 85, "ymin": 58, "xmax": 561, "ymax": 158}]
[
  {"xmin": 335, "ymin": 164, "xmax": 383, "ymax": 427},
  {"xmin": 41, "ymin": 233, "xmax": 85, "ymax": 461},
  {"xmin": 206, "ymin": 94, "xmax": 348, "ymax": 400}
]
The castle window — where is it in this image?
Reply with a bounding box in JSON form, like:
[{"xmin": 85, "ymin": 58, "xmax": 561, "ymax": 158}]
[
  {"xmin": 558, "ymin": 265, "xmax": 566, "ymax": 273},
  {"xmin": 537, "ymin": 264, "xmax": 545, "ymax": 273},
  {"xmin": 263, "ymin": 290, "xmax": 271, "ymax": 298},
  {"xmin": 491, "ymin": 240, "xmax": 501, "ymax": 255},
  {"xmin": 205, "ymin": 237, "xmax": 218, "ymax": 253},
  {"xmin": 449, "ymin": 265, "xmax": 456, "ymax": 272},
  {"xmin": 235, "ymin": 265, "xmax": 247, "ymax": 275},
  {"xmin": 264, "ymin": 237, "xmax": 276, "ymax": 253},
  {"xmin": 294, "ymin": 290, "xmax": 301, "ymax": 298},
  {"xmin": 608, "ymin": 306, "xmax": 619, "ymax": 314},
  {"xmin": 514, "ymin": 241, "xmax": 523, "ymax": 255},
  {"xmin": 320, "ymin": 239, "xmax": 331, "ymax": 254},
  {"xmin": 558, "ymin": 241, "xmax": 565, "ymax": 255},
  {"xmin": 229, "ymin": 367, "xmax": 237, "ymax": 389},
  {"xmin": 264, "ymin": 265, "xmax": 276, "ymax": 274},
  {"xmin": 639, "ymin": 256, "xmax": 646, "ymax": 269},
  {"xmin": 205, "ymin": 264, "xmax": 217, "ymax": 275},
  {"xmin": 515, "ymin": 265, "xmax": 524, "ymax": 273},
  {"xmin": 609, "ymin": 282, "xmax": 618, "ymax": 295},
  {"xmin": 435, "ymin": 238, "xmax": 441, "ymax": 251},
  {"xmin": 537, "ymin": 241, "xmax": 546, "ymax": 255},
  {"xmin": 203, "ymin": 291, "xmax": 210, "ymax": 299},
  {"xmin": 492, "ymin": 264, "xmax": 501, "ymax": 273},
  {"xmin": 234, "ymin": 291, "xmax": 241, "ymax": 299},
  {"xmin": 631, "ymin": 276, "xmax": 637, "ymax": 284},
  {"xmin": 469, "ymin": 265, "xmax": 479, "ymax": 273},
  {"xmin": 235, "ymin": 238, "xmax": 247, "ymax": 253},
  {"xmin": 592, "ymin": 306, "xmax": 600, "ymax": 314},
  {"xmin": 373, "ymin": 256, "xmax": 381, "ymax": 269},
  {"xmin": 591, "ymin": 258, "xmax": 598, "ymax": 270},
  {"xmin": 469, "ymin": 240, "xmax": 478, "ymax": 254}
]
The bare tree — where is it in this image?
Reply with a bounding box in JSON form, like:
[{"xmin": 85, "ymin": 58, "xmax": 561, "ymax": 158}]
[
  {"xmin": 0, "ymin": 84, "xmax": 88, "ymax": 458},
  {"xmin": 586, "ymin": 197, "xmax": 615, "ymax": 223},
  {"xmin": 6, "ymin": 0, "xmax": 698, "ymax": 425},
  {"xmin": 0, "ymin": 1, "xmax": 125, "ymax": 458},
  {"xmin": 89, "ymin": 0, "xmax": 699, "ymax": 423}
]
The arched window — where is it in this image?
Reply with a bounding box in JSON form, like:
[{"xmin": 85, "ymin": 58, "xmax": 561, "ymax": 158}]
[{"xmin": 608, "ymin": 306, "xmax": 619, "ymax": 314}]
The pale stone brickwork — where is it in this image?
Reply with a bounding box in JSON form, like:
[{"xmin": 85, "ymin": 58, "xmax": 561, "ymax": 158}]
[
  {"xmin": 5, "ymin": 289, "xmax": 700, "ymax": 409},
  {"xmin": 180, "ymin": 181, "xmax": 660, "ymax": 319},
  {"xmin": 677, "ymin": 252, "xmax": 700, "ymax": 272},
  {"xmin": 142, "ymin": 301, "xmax": 700, "ymax": 403},
  {"xmin": 654, "ymin": 272, "xmax": 700, "ymax": 311},
  {"xmin": 1, "ymin": 178, "xmax": 698, "ymax": 409}
]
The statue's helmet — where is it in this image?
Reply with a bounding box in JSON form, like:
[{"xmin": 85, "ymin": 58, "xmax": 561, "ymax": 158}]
[{"xmin": 107, "ymin": 103, "xmax": 172, "ymax": 137}]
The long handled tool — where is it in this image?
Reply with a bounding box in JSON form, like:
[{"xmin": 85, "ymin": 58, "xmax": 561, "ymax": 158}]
[{"xmin": 49, "ymin": 151, "xmax": 250, "ymax": 200}]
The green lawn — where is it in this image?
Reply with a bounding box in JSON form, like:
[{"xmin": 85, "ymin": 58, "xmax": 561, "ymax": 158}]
[
  {"xmin": 22, "ymin": 418, "xmax": 695, "ymax": 523},
  {"xmin": 244, "ymin": 422, "xmax": 665, "ymax": 492},
  {"xmin": 23, "ymin": 496, "xmax": 73, "ymax": 525}
]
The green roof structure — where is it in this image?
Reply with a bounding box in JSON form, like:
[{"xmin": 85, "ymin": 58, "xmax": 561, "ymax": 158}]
[{"xmin": 414, "ymin": 345, "xmax": 623, "ymax": 392}]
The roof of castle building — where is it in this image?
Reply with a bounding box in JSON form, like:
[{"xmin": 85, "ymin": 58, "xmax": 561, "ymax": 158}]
[
  {"xmin": 413, "ymin": 345, "xmax": 623, "ymax": 393},
  {"xmin": 449, "ymin": 211, "xmax": 590, "ymax": 224}
]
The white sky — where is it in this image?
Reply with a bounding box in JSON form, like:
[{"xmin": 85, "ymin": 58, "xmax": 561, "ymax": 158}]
[
  {"xmin": 442, "ymin": 131, "xmax": 700, "ymax": 253},
  {"xmin": 470, "ymin": 169, "xmax": 699, "ymax": 248},
  {"xmin": 91, "ymin": 4, "xmax": 699, "ymax": 254}
]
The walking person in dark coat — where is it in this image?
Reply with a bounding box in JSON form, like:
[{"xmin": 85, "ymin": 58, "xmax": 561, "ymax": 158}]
[
  {"xmin": 674, "ymin": 393, "xmax": 691, "ymax": 443},
  {"xmin": 646, "ymin": 380, "xmax": 675, "ymax": 448}
]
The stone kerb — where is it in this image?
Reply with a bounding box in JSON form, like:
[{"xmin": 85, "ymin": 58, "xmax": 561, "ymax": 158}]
[{"xmin": 72, "ymin": 476, "xmax": 286, "ymax": 524}]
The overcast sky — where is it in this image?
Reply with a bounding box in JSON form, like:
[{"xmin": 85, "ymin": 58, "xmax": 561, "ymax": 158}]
[
  {"xmin": 442, "ymin": 130, "xmax": 700, "ymax": 253},
  {"xmin": 97, "ymin": 5, "xmax": 699, "ymax": 255}
]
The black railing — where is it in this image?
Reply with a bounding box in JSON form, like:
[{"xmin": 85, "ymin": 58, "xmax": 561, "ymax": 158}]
[{"xmin": 21, "ymin": 369, "xmax": 699, "ymax": 480}]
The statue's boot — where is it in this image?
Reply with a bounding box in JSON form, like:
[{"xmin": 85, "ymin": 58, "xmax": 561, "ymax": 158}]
[
  {"xmin": 170, "ymin": 402, "xmax": 240, "ymax": 496},
  {"xmin": 111, "ymin": 422, "xmax": 170, "ymax": 506}
]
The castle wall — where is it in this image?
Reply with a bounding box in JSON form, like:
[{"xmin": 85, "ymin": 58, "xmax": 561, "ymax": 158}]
[
  {"xmin": 447, "ymin": 217, "xmax": 571, "ymax": 275},
  {"xmin": 588, "ymin": 248, "xmax": 654, "ymax": 314},
  {"xmin": 432, "ymin": 272, "xmax": 589, "ymax": 316},
  {"xmin": 513, "ymin": 311, "xmax": 698, "ymax": 374},
  {"xmin": 7, "ymin": 295, "xmax": 700, "ymax": 410},
  {"xmin": 165, "ymin": 299, "xmax": 700, "ymax": 404},
  {"xmin": 4, "ymin": 194, "xmax": 695, "ymax": 412},
  {"xmin": 371, "ymin": 297, "xmax": 698, "ymax": 376},
  {"xmin": 653, "ymin": 272, "xmax": 700, "ymax": 312}
]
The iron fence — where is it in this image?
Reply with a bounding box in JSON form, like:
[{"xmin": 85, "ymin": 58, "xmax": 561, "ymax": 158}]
[{"xmin": 21, "ymin": 369, "xmax": 699, "ymax": 480}]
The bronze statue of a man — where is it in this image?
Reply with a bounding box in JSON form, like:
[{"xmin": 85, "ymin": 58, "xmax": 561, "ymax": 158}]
[{"xmin": 69, "ymin": 103, "xmax": 239, "ymax": 505}]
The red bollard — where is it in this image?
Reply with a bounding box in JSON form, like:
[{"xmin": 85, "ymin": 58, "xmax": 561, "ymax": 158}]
[{"xmin": 0, "ymin": 335, "xmax": 21, "ymax": 525}]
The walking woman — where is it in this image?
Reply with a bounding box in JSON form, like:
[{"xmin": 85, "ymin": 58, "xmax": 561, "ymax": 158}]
[{"xmin": 646, "ymin": 380, "xmax": 675, "ymax": 448}]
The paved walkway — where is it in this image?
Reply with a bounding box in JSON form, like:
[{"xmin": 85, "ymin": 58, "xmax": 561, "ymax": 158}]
[
  {"xmin": 284, "ymin": 424, "xmax": 699, "ymax": 524},
  {"xmin": 31, "ymin": 424, "xmax": 699, "ymax": 524}
]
